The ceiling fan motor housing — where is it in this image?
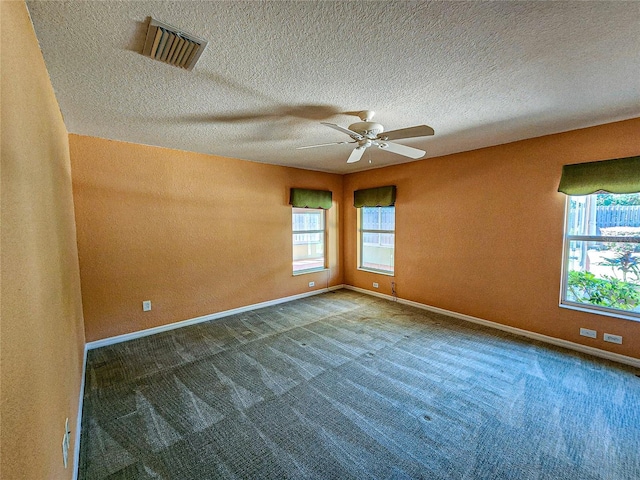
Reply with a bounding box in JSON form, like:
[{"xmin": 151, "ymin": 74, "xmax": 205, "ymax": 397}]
[{"xmin": 349, "ymin": 121, "xmax": 384, "ymax": 139}]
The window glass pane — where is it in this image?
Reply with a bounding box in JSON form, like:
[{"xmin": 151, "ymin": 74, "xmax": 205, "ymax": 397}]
[
  {"xmin": 292, "ymin": 208, "xmax": 325, "ymax": 273},
  {"xmin": 293, "ymin": 208, "xmax": 324, "ymax": 232},
  {"xmin": 362, "ymin": 234, "xmax": 395, "ymax": 272},
  {"xmin": 568, "ymin": 193, "xmax": 640, "ymax": 237},
  {"xmin": 360, "ymin": 206, "xmax": 395, "ymax": 273},
  {"xmin": 361, "ymin": 206, "xmax": 395, "ymax": 230},
  {"xmin": 566, "ymin": 240, "xmax": 640, "ymax": 313},
  {"xmin": 563, "ymin": 192, "xmax": 640, "ymax": 318}
]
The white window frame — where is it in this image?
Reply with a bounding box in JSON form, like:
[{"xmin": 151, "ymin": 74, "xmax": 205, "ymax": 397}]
[
  {"xmin": 358, "ymin": 206, "xmax": 395, "ymax": 276},
  {"xmin": 560, "ymin": 194, "xmax": 640, "ymax": 321},
  {"xmin": 292, "ymin": 207, "xmax": 326, "ymax": 275}
]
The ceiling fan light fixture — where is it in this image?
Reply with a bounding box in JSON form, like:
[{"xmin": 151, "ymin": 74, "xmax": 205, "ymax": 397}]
[{"xmin": 141, "ymin": 18, "xmax": 207, "ymax": 70}]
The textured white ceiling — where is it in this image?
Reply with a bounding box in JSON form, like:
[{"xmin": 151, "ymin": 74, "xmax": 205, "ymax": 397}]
[{"xmin": 26, "ymin": 1, "xmax": 640, "ymax": 173}]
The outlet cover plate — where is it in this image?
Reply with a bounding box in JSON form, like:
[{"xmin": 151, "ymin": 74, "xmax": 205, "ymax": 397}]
[
  {"xmin": 62, "ymin": 417, "xmax": 70, "ymax": 468},
  {"xmin": 579, "ymin": 328, "xmax": 597, "ymax": 339},
  {"xmin": 603, "ymin": 333, "xmax": 622, "ymax": 344},
  {"xmin": 142, "ymin": 300, "xmax": 151, "ymax": 312},
  {"xmin": 308, "ymin": 281, "xmax": 315, "ymax": 287}
]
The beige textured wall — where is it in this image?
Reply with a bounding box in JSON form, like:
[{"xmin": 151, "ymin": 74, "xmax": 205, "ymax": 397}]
[
  {"xmin": 1, "ymin": 2, "xmax": 86, "ymax": 479},
  {"xmin": 69, "ymin": 135, "xmax": 343, "ymax": 342},
  {"xmin": 343, "ymin": 118, "xmax": 640, "ymax": 359}
]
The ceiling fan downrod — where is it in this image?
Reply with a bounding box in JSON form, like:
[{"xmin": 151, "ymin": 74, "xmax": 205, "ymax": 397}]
[{"xmin": 357, "ymin": 110, "xmax": 375, "ymax": 121}]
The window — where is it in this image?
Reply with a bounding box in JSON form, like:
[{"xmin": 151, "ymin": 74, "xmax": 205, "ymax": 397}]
[
  {"xmin": 359, "ymin": 206, "xmax": 395, "ymax": 274},
  {"xmin": 292, "ymin": 207, "xmax": 325, "ymax": 274},
  {"xmin": 561, "ymin": 192, "xmax": 640, "ymax": 320}
]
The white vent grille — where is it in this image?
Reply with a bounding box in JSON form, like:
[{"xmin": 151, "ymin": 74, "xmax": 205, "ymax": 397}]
[{"xmin": 142, "ymin": 18, "xmax": 207, "ymax": 71}]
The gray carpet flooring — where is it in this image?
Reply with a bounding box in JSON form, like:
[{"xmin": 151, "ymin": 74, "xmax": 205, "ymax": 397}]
[{"xmin": 79, "ymin": 290, "xmax": 640, "ymax": 479}]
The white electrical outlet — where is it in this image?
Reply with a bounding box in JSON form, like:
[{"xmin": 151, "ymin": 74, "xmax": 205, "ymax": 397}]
[
  {"xmin": 308, "ymin": 281, "xmax": 315, "ymax": 287},
  {"xmin": 603, "ymin": 333, "xmax": 623, "ymax": 344},
  {"xmin": 579, "ymin": 328, "xmax": 597, "ymax": 339},
  {"xmin": 142, "ymin": 300, "xmax": 151, "ymax": 311},
  {"xmin": 373, "ymin": 282, "xmax": 379, "ymax": 288},
  {"xmin": 62, "ymin": 418, "xmax": 70, "ymax": 468}
]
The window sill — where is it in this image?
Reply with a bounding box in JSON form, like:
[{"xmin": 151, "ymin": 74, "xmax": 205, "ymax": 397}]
[
  {"xmin": 357, "ymin": 267, "xmax": 395, "ymax": 277},
  {"xmin": 559, "ymin": 302, "xmax": 640, "ymax": 323},
  {"xmin": 293, "ymin": 268, "xmax": 328, "ymax": 276}
]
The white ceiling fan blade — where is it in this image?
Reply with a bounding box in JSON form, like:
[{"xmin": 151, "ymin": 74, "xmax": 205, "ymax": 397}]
[
  {"xmin": 347, "ymin": 147, "xmax": 366, "ymax": 163},
  {"xmin": 377, "ymin": 141, "xmax": 425, "ymax": 159},
  {"xmin": 296, "ymin": 141, "xmax": 351, "ymax": 149},
  {"xmin": 380, "ymin": 125, "xmax": 434, "ymax": 141},
  {"xmin": 321, "ymin": 122, "xmax": 364, "ymax": 140}
]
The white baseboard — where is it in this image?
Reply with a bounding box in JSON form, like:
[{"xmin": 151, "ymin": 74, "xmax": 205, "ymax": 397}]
[
  {"xmin": 86, "ymin": 285, "xmax": 345, "ymax": 350},
  {"xmin": 343, "ymin": 285, "xmax": 640, "ymax": 368},
  {"xmin": 73, "ymin": 344, "xmax": 88, "ymax": 480}
]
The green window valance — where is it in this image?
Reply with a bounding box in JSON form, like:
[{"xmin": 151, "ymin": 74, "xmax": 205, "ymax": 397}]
[
  {"xmin": 354, "ymin": 185, "xmax": 396, "ymax": 207},
  {"xmin": 289, "ymin": 188, "xmax": 332, "ymax": 209},
  {"xmin": 558, "ymin": 156, "xmax": 640, "ymax": 195}
]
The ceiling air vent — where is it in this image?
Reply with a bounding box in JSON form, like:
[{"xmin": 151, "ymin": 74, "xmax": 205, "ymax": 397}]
[{"xmin": 142, "ymin": 18, "xmax": 207, "ymax": 71}]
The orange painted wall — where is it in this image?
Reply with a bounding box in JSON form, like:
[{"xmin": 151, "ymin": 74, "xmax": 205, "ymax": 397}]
[
  {"xmin": 1, "ymin": 2, "xmax": 86, "ymax": 478},
  {"xmin": 69, "ymin": 135, "xmax": 343, "ymax": 342},
  {"xmin": 343, "ymin": 118, "xmax": 640, "ymax": 359}
]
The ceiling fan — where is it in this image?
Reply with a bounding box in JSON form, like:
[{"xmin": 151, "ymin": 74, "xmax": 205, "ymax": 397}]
[{"xmin": 297, "ymin": 110, "xmax": 434, "ymax": 163}]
